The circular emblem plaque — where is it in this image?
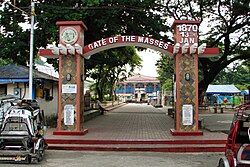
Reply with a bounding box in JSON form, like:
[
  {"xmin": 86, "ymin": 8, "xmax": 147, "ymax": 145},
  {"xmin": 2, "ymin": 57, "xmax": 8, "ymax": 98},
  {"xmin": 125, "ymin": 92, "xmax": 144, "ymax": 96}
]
[{"xmin": 61, "ymin": 27, "xmax": 78, "ymax": 44}]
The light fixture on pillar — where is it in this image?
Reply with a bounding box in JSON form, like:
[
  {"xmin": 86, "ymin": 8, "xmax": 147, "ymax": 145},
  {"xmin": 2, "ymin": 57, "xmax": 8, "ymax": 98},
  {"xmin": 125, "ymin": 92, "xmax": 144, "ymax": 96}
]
[
  {"xmin": 190, "ymin": 43, "xmax": 198, "ymax": 54},
  {"xmin": 58, "ymin": 44, "xmax": 67, "ymax": 55},
  {"xmin": 182, "ymin": 43, "xmax": 189, "ymax": 54},
  {"xmin": 66, "ymin": 73, "xmax": 72, "ymax": 81},
  {"xmin": 185, "ymin": 73, "xmax": 190, "ymax": 81},
  {"xmin": 66, "ymin": 44, "xmax": 75, "ymax": 55},
  {"xmin": 173, "ymin": 43, "xmax": 180, "ymax": 54},
  {"xmin": 198, "ymin": 43, "xmax": 207, "ymax": 54},
  {"xmin": 75, "ymin": 44, "xmax": 83, "ymax": 55}
]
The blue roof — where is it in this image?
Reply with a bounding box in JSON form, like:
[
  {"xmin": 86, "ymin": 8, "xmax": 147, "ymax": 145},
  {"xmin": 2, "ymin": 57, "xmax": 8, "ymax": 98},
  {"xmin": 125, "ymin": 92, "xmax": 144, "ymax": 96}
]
[{"xmin": 206, "ymin": 85, "xmax": 240, "ymax": 94}]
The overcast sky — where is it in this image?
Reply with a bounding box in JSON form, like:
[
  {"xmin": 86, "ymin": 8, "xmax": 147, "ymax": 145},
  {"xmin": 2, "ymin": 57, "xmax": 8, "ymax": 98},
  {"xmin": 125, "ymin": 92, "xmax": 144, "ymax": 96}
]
[{"xmin": 135, "ymin": 49, "xmax": 160, "ymax": 77}]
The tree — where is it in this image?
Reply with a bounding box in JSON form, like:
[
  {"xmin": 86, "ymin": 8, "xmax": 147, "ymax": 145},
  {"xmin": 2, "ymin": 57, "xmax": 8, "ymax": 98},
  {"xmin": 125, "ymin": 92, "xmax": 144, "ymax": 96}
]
[
  {"xmin": 156, "ymin": 53, "xmax": 174, "ymax": 84},
  {"xmin": 89, "ymin": 46, "xmax": 141, "ymax": 101},
  {"xmin": 0, "ymin": 0, "xmax": 167, "ymax": 64},
  {"xmin": 161, "ymin": 78, "xmax": 173, "ymax": 91},
  {"xmin": 0, "ymin": 1, "xmax": 30, "ymax": 65},
  {"xmin": 213, "ymin": 63, "xmax": 250, "ymax": 88},
  {"xmin": 158, "ymin": 0, "xmax": 250, "ymax": 100},
  {"xmin": 0, "ymin": 0, "xmax": 166, "ymax": 100},
  {"xmin": 1, "ymin": 0, "xmax": 249, "ymax": 102}
]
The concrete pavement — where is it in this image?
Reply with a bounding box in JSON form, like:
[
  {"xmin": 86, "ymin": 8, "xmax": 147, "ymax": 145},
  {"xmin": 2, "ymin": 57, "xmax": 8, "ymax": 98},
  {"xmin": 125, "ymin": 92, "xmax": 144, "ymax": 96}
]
[
  {"xmin": 0, "ymin": 150, "xmax": 224, "ymax": 167},
  {"xmin": 200, "ymin": 113, "xmax": 233, "ymax": 133}
]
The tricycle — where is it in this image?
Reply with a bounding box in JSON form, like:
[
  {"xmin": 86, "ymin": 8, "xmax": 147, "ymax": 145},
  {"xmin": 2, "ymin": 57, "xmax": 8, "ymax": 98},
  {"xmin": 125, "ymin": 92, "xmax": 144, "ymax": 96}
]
[
  {"xmin": 0, "ymin": 99, "xmax": 47, "ymax": 163},
  {"xmin": 218, "ymin": 102, "xmax": 250, "ymax": 167}
]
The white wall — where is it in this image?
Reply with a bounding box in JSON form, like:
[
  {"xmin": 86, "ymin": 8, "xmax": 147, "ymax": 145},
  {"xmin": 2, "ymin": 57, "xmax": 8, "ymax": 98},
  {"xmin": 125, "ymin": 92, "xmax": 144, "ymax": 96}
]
[
  {"xmin": 6, "ymin": 82, "xmax": 58, "ymax": 117},
  {"xmin": 36, "ymin": 82, "xmax": 58, "ymax": 117},
  {"xmin": 7, "ymin": 82, "xmax": 30, "ymax": 99}
]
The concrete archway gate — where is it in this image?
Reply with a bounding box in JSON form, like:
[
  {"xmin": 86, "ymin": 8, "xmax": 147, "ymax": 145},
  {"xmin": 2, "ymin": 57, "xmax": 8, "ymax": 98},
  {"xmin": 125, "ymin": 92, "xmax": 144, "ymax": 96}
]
[{"xmin": 39, "ymin": 20, "xmax": 219, "ymax": 136}]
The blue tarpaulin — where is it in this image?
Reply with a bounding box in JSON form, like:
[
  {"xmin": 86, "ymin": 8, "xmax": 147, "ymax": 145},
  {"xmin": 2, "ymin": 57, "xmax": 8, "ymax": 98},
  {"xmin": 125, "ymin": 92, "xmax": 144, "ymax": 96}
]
[{"xmin": 206, "ymin": 85, "xmax": 240, "ymax": 95}]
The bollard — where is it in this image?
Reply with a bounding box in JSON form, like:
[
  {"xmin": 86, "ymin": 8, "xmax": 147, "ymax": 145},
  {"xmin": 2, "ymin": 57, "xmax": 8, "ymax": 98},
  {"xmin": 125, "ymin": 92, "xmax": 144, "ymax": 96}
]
[
  {"xmin": 220, "ymin": 107, "xmax": 224, "ymax": 113},
  {"xmin": 214, "ymin": 107, "xmax": 217, "ymax": 113}
]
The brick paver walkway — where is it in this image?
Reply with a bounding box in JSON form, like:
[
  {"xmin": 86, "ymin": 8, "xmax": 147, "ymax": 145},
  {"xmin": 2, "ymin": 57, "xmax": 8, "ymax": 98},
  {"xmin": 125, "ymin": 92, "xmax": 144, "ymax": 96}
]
[{"xmin": 47, "ymin": 103, "xmax": 227, "ymax": 141}]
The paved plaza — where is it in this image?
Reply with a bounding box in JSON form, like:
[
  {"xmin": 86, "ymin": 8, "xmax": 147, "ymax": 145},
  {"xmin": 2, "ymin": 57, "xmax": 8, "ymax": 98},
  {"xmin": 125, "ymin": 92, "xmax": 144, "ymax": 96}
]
[{"xmin": 47, "ymin": 103, "xmax": 230, "ymax": 141}]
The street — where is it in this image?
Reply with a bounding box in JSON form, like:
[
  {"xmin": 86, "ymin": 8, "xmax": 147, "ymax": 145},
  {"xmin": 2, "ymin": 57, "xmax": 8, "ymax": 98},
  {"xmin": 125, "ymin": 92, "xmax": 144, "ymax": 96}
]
[{"xmin": 0, "ymin": 150, "xmax": 223, "ymax": 167}]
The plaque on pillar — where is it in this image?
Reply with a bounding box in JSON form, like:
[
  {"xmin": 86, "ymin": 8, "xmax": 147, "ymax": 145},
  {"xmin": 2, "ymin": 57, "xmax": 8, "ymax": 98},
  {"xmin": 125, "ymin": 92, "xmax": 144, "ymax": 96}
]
[
  {"xmin": 182, "ymin": 104, "xmax": 193, "ymax": 126},
  {"xmin": 64, "ymin": 104, "xmax": 74, "ymax": 125}
]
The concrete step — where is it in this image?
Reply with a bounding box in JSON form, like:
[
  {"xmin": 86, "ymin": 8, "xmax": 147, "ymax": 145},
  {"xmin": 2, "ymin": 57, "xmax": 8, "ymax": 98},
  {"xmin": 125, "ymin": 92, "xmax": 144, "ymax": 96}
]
[
  {"xmin": 46, "ymin": 139, "xmax": 226, "ymax": 152},
  {"xmin": 46, "ymin": 139, "xmax": 226, "ymax": 145},
  {"xmin": 47, "ymin": 143, "xmax": 225, "ymax": 152}
]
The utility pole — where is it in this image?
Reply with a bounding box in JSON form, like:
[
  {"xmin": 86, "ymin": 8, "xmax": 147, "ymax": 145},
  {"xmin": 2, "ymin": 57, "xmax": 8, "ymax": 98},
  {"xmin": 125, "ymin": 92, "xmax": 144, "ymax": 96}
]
[
  {"xmin": 2, "ymin": 1, "xmax": 35, "ymax": 99},
  {"xmin": 29, "ymin": 1, "xmax": 35, "ymax": 99}
]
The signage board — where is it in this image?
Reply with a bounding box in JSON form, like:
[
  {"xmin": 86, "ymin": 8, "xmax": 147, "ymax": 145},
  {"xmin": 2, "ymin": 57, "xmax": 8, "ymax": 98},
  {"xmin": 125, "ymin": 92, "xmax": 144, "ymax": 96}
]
[
  {"xmin": 182, "ymin": 104, "xmax": 193, "ymax": 125},
  {"xmin": 62, "ymin": 84, "xmax": 77, "ymax": 94},
  {"xmin": 64, "ymin": 104, "xmax": 74, "ymax": 125}
]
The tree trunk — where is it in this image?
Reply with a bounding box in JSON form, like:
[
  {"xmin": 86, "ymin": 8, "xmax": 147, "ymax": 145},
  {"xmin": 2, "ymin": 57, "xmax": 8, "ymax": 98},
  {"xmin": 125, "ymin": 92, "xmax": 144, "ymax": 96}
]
[{"xmin": 198, "ymin": 80, "xmax": 209, "ymax": 105}]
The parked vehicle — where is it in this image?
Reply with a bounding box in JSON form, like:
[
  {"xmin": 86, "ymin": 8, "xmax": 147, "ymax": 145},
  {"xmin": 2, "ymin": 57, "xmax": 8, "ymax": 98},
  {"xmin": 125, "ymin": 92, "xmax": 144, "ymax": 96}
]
[
  {"xmin": 0, "ymin": 95, "xmax": 18, "ymax": 128},
  {"xmin": 218, "ymin": 102, "xmax": 250, "ymax": 167},
  {"xmin": 0, "ymin": 99, "xmax": 47, "ymax": 163}
]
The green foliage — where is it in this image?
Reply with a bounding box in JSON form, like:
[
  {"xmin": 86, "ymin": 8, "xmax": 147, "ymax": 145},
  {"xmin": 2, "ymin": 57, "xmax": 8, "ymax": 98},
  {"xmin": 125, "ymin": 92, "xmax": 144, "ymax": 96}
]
[
  {"xmin": 0, "ymin": 58, "xmax": 14, "ymax": 66},
  {"xmin": 0, "ymin": 0, "xmax": 165, "ymax": 100},
  {"xmin": 235, "ymin": 84, "xmax": 250, "ymax": 91},
  {"xmin": 157, "ymin": 0, "xmax": 250, "ymax": 97},
  {"xmin": 156, "ymin": 53, "xmax": 174, "ymax": 84},
  {"xmin": 162, "ymin": 78, "xmax": 173, "ymax": 91},
  {"xmin": 1, "ymin": 0, "xmax": 249, "ymax": 100},
  {"xmin": 89, "ymin": 46, "xmax": 141, "ymax": 100},
  {"xmin": 212, "ymin": 63, "xmax": 250, "ymax": 90},
  {"xmin": 0, "ymin": 1, "xmax": 30, "ymax": 66},
  {"xmin": 242, "ymin": 60, "xmax": 250, "ymax": 71}
]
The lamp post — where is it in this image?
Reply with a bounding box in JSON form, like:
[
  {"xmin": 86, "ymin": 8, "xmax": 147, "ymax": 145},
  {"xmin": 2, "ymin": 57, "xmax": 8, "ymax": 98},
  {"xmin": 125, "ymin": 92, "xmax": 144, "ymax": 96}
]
[{"xmin": 28, "ymin": 1, "xmax": 35, "ymax": 99}]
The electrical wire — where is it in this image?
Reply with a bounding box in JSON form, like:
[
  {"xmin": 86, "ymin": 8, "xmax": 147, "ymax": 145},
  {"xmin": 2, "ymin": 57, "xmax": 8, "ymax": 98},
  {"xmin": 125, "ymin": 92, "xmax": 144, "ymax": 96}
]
[{"xmin": 38, "ymin": 4, "xmax": 145, "ymax": 12}]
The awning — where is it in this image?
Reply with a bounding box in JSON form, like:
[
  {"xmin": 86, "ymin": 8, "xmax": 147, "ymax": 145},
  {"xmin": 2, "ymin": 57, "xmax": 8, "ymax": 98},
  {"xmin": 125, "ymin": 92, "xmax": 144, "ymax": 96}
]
[
  {"xmin": 0, "ymin": 79, "xmax": 29, "ymax": 83},
  {"xmin": 206, "ymin": 85, "xmax": 240, "ymax": 95}
]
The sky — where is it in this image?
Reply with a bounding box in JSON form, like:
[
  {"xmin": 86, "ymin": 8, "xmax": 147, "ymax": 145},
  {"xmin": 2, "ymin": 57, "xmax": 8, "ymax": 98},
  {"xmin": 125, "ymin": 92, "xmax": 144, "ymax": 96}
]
[
  {"xmin": 135, "ymin": 49, "xmax": 161, "ymax": 77},
  {"xmin": 39, "ymin": 49, "xmax": 161, "ymax": 78}
]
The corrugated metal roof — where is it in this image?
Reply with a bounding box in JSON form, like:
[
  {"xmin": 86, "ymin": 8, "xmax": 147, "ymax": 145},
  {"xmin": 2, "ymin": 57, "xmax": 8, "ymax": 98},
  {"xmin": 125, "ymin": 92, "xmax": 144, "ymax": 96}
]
[
  {"xmin": 206, "ymin": 85, "xmax": 240, "ymax": 94},
  {"xmin": 124, "ymin": 74, "xmax": 160, "ymax": 83},
  {"xmin": 0, "ymin": 65, "xmax": 58, "ymax": 82}
]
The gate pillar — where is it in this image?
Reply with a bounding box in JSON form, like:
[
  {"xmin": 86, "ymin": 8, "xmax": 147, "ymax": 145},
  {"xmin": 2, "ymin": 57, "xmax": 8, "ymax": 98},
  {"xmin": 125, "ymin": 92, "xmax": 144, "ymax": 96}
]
[
  {"xmin": 170, "ymin": 20, "xmax": 202, "ymax": 136},
  {"xmin": 54, "ymin": 21, "xmax": 88, "ymax": 135}
]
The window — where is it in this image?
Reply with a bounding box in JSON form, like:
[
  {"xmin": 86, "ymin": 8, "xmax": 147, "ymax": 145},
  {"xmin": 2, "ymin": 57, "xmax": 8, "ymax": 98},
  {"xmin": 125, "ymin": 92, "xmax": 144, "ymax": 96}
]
[{"xmin": 0, "ymin": 84, "xmax": 7, "ymax": 97}]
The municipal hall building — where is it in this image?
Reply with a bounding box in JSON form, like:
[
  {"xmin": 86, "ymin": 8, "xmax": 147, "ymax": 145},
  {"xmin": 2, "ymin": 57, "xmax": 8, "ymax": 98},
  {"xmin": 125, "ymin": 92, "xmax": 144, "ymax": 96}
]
[{"xmin": 116, "ymin": 74, "xmax": 161, "ymax": 102}]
